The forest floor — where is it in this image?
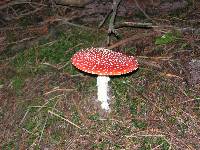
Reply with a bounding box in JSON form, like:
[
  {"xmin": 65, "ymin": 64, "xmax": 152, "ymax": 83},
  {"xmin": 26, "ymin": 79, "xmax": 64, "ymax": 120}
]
[{"xmin": 0, "ymin": 1, "xmax": 200, "ymax": 149}]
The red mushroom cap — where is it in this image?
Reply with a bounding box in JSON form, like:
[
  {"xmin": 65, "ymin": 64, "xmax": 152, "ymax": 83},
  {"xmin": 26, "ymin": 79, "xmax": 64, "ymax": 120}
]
[{"xmin": 71, "ymin": 47, "xmax": 138, "ymax": 76}]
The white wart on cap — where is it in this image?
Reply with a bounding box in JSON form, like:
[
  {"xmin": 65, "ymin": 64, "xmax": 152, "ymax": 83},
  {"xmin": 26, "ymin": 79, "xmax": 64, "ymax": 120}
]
[{"xmin": 71, "ymin": 47, "xmax": 138, "ymax": 75}]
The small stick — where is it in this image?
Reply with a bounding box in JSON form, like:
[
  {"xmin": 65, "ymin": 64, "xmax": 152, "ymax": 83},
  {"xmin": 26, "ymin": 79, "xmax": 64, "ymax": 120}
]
[
  {"xmin": 133, "ymin": 0, "xmax": 152, "ymax": 21},
  {"xmin": 137, "ymin": 56, "xmax": 172, "ymax": 60},
  {"xmin": 42, "ymin": 62, "xmax": 58, "ymax": 70}
]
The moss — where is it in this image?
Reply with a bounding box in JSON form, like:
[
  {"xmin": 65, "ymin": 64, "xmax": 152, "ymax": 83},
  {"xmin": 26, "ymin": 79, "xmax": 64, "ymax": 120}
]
[
  {"xmin": 10, "ymin": 27, "xmax": 105, "ymax": 76},
  {"xmin": 155, "ymin": 32, "xmax": 180, "ymax": 45}
]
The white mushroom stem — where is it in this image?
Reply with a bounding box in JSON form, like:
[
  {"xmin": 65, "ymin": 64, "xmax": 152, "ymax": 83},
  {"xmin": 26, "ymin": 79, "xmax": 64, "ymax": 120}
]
[{"xmin": 97, "ymin": 76, "xmax": 110, "ymax": 111}]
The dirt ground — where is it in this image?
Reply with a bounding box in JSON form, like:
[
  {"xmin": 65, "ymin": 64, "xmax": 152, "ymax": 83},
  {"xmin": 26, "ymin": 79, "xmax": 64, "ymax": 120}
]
[{"xmin": 0, "ymin": 0, "xmax": 200, "ymax": 149}]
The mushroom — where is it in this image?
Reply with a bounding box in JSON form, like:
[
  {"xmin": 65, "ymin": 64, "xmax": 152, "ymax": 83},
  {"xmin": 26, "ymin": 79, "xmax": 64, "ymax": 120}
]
[{"xmin": 71, "ymin": 47, "xmax": 138, "ymax": 111}]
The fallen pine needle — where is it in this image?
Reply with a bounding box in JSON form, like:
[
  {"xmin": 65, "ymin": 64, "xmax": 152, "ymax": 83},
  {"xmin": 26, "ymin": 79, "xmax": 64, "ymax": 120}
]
[
  {"xmin": 126, "ymin": 134, "xmax": 165, "ymax": 138},
  {"xmin": 48, "ymin": 110, "xmax": 81, "ymax": 129},
  {"xmin": 44, "ymin": 88, "xmax": 75, "ymax": 95},
  {"xmin": 160, "ymin": 73, "xmax": 184, "ymax": 80}
]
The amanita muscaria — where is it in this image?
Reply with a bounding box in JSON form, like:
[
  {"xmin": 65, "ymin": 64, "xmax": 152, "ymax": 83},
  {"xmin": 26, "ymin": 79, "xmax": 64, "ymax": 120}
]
[{"xmin": 71, "ymin": 47, "xmax": 138, "ymax": 111}]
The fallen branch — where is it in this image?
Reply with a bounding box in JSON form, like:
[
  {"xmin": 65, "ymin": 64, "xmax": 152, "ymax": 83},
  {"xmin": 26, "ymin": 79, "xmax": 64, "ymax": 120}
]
[
  {"xmin": 107, "ymin": 31, "xmax": 156, "ymax": 49},
  {"xmin": 115, "ymin": 22, "xmax": 153, "ymax": 29},
  {"xmin": 55, "ymin": 0, "xmax": 93, "ymax": 7},
  {"xmin": 1, "ymin": 36, "xmax": 36, "ymax": 46}
]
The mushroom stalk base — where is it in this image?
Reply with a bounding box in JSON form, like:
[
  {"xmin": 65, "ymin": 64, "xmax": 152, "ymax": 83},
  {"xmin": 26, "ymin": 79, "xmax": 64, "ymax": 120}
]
[{"xmin": 97, "ymin": 76, "xmax": 110, "ymax": 111}]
